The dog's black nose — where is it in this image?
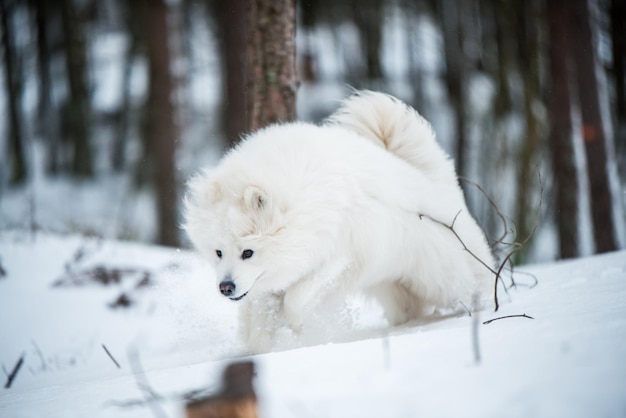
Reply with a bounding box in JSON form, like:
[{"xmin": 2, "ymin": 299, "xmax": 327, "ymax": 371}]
[{"xmin": 219, "ymin": 280, "xmax": 236, "ymax": 297}]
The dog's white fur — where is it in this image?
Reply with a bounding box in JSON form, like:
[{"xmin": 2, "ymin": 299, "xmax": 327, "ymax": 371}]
[{"xmin": 185, "ymin": 91, "xmax": 494, "ymax": 353}]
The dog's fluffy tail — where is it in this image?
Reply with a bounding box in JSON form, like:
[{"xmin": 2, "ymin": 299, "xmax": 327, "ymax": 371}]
[{"xmin": 326, "ymin": 91, "xmax": 458, "ymax": 184}]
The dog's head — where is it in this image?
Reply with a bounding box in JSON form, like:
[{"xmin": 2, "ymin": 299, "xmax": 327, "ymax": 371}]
[
  {"xmin": 184, "ymin": 123, "xmax": 348, "ymax": 302},
  {"xmin": 184, "ymin": 170, "xmax": 317, "ymax": 302}
]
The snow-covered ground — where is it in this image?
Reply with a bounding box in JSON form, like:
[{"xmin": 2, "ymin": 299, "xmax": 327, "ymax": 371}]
[{"xmin": 1, "ymin": 231, "xmax": 625, "ymax": 418}]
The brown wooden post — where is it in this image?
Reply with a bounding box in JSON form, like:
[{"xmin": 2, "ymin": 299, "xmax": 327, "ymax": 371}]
[{"xmin": 186, "ymin": 362, "xmax": 257, "ymax": 418}]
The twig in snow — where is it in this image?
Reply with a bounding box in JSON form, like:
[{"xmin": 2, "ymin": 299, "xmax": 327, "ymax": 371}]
[
  {"xmin": 61, "ymin": 237, "xmax": 104, "ymax": 276},
  {"xmin": 4, "ymin": 353, "xmax": 25, "ymax": 388},
  {"xmin": 491, "ymin": 169, "xmax": 543, "ymax": 310},
  {"xmin": 482, "ymin": 313, "xmax": 534, "ymax": 325},
  {"xmin": 102, "ymin": 344, "xmax": 121, "ymax": 369},
  {"xmin": 29, "ymin": 339, "xmax": 47, "ymax": 373},
  {"xmin": 471, "ymin": 294, "xmax": 481, "ymax": 364},
  {"xmin": 459, "ymin": 301, "xmax": 472, "ymax": 317},
  {"xmin": 106, "ymin": 386, "xmax": 219, "ymax": 410},
  {"xmin": 504, "ymin": 267, "xmax": 539, "ymax": 290},
  {"xmin": 127, "ymin": 348, "xmax": 169, "ymax": 418},
  {"xmin": 0, "ymin": 256, "xmax": 6, "ymax": 278},
  {"xmin": 54, "ymin": 266, "xmax": 152, "ymax": 288}
]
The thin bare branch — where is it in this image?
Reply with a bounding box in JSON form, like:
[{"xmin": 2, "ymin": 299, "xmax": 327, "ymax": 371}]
[
  {"xmin": 29, "ymin": 339, "xmax": 47, "ymax": 373},
  {"xmin": 459, "ymin": 176, "xmax": 512, "ymax": 247},
  {"xmin": 483, "ymin": 313, "xmax": 534, "ymax": 324},
  {"xmin": 127, "ymin": 348, "xmax": 169, "ymax": 418},
  {"xmin": 0, "ymin": 257, "xmax": 6, "ymax": 278},
  {"xmin": 4, "ymin": 353, "xmax": 25, "ymax": 389},
  {"xmin": 419, "ymin": 211, "xmax": 499, "ymax": 276},
  {"xmin": 492, "ymin": 168, "xmax": 543, "ymax": 311},
  {"xmin": 504, "ymin": 267, "xmax": 539, "ymax": 290},
  {"xmin": 102, "ymin": 344, "xmax": 121, "ymax": 369},
  {"xmin": 419, "ymin": 170, "xmax": 542, "ymax": 312},
  {"xmin": 459, "ymin": 301, "xmax": 472, "ymax": 317}
]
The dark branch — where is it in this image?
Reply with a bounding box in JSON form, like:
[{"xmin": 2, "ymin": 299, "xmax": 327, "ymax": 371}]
[
  {"xmin": 419, "ymin": 211, "xmax": 499, "ymax": 276},
  {"xmin": 459, "ymin": 176, "xmax": 513, "ymax": 247},
  {"xmin": 30, "ymin": 340, "xmax": 47, "ymax": 373},
  {"xmin": 459, "ymin": 301, "xmax": 472, "ymax": 317},
  {"xmin": 418, "ymin": 211, "xmax": 511, "ymax": 303},
  {"xmin": 482, "ymin": 313, "xmax": 534, "ymax": 325},
  {"xmin": 492, "ymin": 168, "xmax": 543, "ymax": 311},
  {"xmin": 0, "ymin": 256, "xmax": 6, "ymax": 278},
  {"xmin": 504, "ymin": 267, "xmax": 539, "ymax": 290},
  {"xmin": 102, "ymin": 344, "xmax": 121, "ymax": 369},
  {"xmin": 419, "ymin": 169, "xmax": 543, "ymax": 313},
  {"xmin": 4, "ymin": 353, "xmax": 25, "ymax": 389}
]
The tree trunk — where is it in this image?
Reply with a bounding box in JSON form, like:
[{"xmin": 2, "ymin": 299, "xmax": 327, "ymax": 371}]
[
  {"xmin": 352, "ymin": 0, "xmax": 383, "ymax": 81},
  {"xmin": 31, "ymin": 0, "xmax": 57, "ymax": 174},
  {"xmin": 145, "ymin": 0, "xmax": 179, "ymax": 247},
  {"xmin": 246, "ymin": 0, "xmax": 296, "ymax": 132},
  {"xmin": 547, "ymin": 0, "xmax": 579, "ymax": 259},
  {"xmin": 60, "ymin": 0, "xmax": 93, "ymax": 178},
  {"xmin": 112, "ymin": 1, "xmax": 143, "ymax": 171},
  {"xmin": 492, "ymin": 0, "xmax": 513, "ymax": 117},
  {"xmin": 438, "ymin": 0, "xmax": 467, "ymax": 178},
  {"xmin": 212, "ymin": 0, "xmax": 248, "ymax": 146},
  {"xmin": 0, "ymin": 0, "xmax": 27, "ymax": 185},
  {"xmin": 610, "ymin": 0, "xmax": 626, "ymax": 179},
  {"xmin": 569, "ymin": 0, "xmax": 618, "ymax": 253},
  {"xmin": 514, "ymin": 0, "xmax": 543, "ymax": 261}
]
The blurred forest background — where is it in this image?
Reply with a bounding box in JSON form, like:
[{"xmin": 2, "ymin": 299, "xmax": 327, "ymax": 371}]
[{"xmin": 0, "ymin": 0, "xmax": 624, "ymax": 264}]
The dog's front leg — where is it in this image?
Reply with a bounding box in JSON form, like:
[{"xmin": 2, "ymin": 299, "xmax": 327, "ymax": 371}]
[
  {"xmin": 283, "ymin": 258, "xmax": 353, "ymax": 331},
  {"xmin": 283, "ymin": 277, "xmax": 321, "ymax": 331},
  {"xmin": 239, "ymin": 293, "xmax": 284, "ymax": 353}
]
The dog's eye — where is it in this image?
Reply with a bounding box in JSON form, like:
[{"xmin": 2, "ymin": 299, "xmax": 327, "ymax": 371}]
[
  {"xmin": 241, "ymin": 249, "xmax": 254, "ymax": 260},
  {"xmin": 216, "ymin": 250, "xmax": 222, "ymax": 258}
]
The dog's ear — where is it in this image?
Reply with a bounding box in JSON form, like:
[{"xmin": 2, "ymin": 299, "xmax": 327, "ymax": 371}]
[
  {"xmin": 206, "ymin": 179, "xmax": 222, "ymax": 203},
  {"xmin": 186, "ymin": 172, "xmax": 221, "ymax": 208},
  {"xmin": 242, "ymin": 185, "xmax": 269, "ymax": 212}
]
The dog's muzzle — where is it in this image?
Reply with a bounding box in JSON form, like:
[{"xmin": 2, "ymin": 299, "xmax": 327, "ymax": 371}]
[
  {"xmin": 219, "ymin": 280, "xmax": 248, "ymax": 301},
  {"xmin": 219, "ymin": 280, "xmax": 236, "ymax": 297}
]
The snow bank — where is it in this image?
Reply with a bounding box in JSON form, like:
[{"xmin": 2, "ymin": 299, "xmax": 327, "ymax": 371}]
[{"xmin": 0, "ymin": 232, "xmax": 624, "ymax": 417}]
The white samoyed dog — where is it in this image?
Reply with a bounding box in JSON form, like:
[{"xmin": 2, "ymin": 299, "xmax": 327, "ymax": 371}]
[{"xmin": 185, "ymin": 91, "xmax": 495, "ymax": 353}]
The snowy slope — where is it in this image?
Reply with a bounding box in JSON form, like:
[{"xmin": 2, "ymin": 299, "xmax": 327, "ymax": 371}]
[{"xmin": 0, "ymin": 232, "xmax": 625, "ymax": 418}]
